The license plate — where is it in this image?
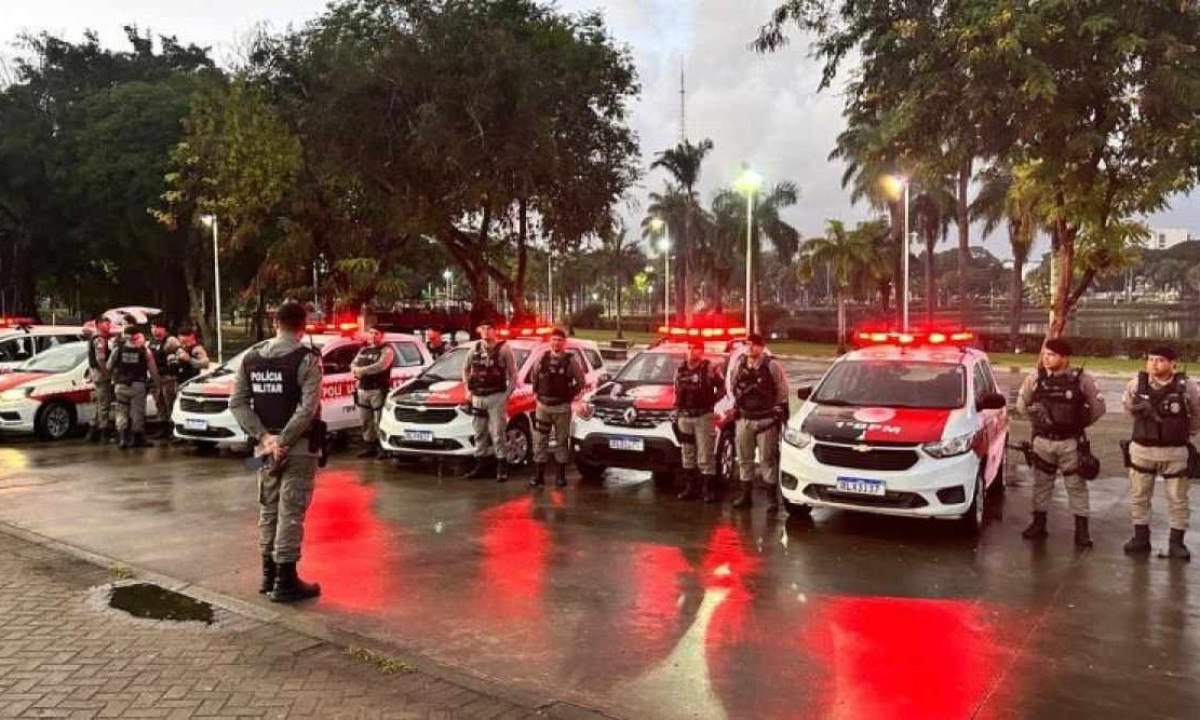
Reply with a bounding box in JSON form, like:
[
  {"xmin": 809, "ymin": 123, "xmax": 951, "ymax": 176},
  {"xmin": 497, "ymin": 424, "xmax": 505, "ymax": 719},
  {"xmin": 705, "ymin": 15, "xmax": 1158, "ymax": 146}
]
[
  {"xmin": 184, "ymin": 418, "xmax": 208, "ymax": 432},
  {"xmin": 404, "ymin": 430, "xmax": 435, "ymax": 443},
  {"xmin": 836, "ymin": 477, "xmax": 886, "ymax": 496},
  {"xmin": 608, "ymin": 436, "xmax": 645, "ymax": 452}
]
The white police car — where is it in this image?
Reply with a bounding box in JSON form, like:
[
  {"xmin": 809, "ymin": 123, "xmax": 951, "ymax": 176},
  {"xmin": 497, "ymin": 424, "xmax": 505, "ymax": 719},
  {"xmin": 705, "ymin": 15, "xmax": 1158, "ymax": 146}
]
[{"xmin": 779, "ymin": 329, "xmax": 1009, "ymax": 533}]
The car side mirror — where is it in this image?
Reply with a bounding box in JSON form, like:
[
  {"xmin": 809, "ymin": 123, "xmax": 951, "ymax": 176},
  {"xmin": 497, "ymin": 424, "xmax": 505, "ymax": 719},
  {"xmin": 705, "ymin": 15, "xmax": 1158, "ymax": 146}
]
[
  {"xmin": 796, "ymin": 386, "xmax": 813, "ymax": 401},
  {"xmin": 977, "ymin": 392, "xmax": 1007, "ymax": 411}
]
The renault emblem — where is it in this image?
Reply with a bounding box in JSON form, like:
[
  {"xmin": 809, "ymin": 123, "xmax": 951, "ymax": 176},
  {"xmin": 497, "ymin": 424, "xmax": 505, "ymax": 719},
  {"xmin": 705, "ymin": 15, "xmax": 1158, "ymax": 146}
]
[{"xmin": 623, "ymin": 407, "xmax": 638, "ymax": 424}]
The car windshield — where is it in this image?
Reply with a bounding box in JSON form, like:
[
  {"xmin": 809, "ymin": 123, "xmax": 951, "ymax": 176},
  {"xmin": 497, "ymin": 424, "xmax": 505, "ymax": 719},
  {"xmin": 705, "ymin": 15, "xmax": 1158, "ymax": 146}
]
[
  {"xmin": 19, "ymin": 343, "xmax": 87, "ymax": 374},
  {"xmin": 614, "ymin": 351, "xmax": 722, "ymax": 384},
  {"xmin": 423, "ymin": 345, "xmax": 532, "ymax": 382},
  {"xmin": 812, "ymin": 360, "xmax": 966, "ymax": 409},
  {"xmin": 207, "ymin": 338, "xmax": 326, "ymax": 379}
]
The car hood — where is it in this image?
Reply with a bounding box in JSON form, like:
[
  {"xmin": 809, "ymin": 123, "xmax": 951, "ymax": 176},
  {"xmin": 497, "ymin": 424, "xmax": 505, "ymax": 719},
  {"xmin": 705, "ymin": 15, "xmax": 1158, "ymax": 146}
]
[
  {"xmin": 186, "ymin": 375, "xmax": 234, "ymax": 397},
  {"xmin": 0, "ymin": 372, "xmax": 49, "ymax": 392},
  {"xmin": 591, "ymin": 381, "xmax": 675, "ymax": 411},
  {"xmin": 394, "ymin": 378, "xmax": 469, "ymax": 406},
  {"xmin": 799, "ymin": 404, "xmax": 957, "ymax": 444}
]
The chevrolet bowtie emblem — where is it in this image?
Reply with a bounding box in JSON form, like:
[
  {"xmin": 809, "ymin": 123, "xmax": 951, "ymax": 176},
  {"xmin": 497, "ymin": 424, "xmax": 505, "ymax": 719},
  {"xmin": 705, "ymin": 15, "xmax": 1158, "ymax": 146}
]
[{"xmin": 853, "ymin": 444, "xmax": 871, "ymax": 453}]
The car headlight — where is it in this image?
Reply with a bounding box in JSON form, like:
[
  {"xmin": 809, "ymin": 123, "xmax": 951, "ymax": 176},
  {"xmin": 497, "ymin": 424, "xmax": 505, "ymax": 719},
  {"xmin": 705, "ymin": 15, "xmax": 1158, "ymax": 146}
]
[
  {"xmin": 578, "ymin": 402, "xmax": 595, "ymax": 420},
  {"xmin": 923, "ymin": 432, "xmax": 976, "ymax": 459},
  {"xmin": 783, "ymin": 426, "xmax": 812, "ymax": 449},
  {"xmin": 0, "ymin": 387, "xmax": 33, "ymax": 402}
]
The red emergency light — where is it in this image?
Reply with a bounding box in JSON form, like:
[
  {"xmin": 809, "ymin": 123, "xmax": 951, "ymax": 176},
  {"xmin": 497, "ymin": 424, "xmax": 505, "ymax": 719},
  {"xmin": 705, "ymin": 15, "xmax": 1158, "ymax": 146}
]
[
  {"xmin": 657, "ymin": 325, "xmax": 748, "ymax": 340},
  {"xmin": 497, "ymin": 325, "xmax": 555, "ymax": 339},
  {"xmin": 0, "ymin": 317, "xmax": 35, "ymax": 329},
  {"xmin": 853, "ymin": 327, "xmax": 976, "ymax": 348}
]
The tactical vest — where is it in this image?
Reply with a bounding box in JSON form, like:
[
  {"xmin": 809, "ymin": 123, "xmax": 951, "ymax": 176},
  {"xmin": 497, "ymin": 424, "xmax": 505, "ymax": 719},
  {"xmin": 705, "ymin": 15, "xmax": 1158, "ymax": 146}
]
[
  {"xmin": 175, "ymin": 345, "xmax": 200, "ymax": 382},
  {"xmin": 1031, "ymin": 367, "xmax": 1089, "ymax": 438},
  {"xmin": 149, "ymin": 338, "xmax": 173, "ymax": 376},
  {"xmin": 243, "ymin": 347, "xmax": 312, "ymax": 433},
  {"xmin": 675, "ymin": 359, "xmax": 721, "ymax": 413},
  {"xmin": 733, "ymin": 356, "xmax": 776, "ymax": 420},
  {"xmin": 467, "ymin": 341, "xmax": 509, "ymax": 396},
  {"xmin": 533, "ymin": 351, "xmax": 579, "ymax": 406},
  {"xmin": 1132, "ymin": 371, "xmax": 1191, "ymax": 447},
  {"xmin": 114, "ymin": 345, "xmax": 149, "ymax": 385},
  {"xmin": 88, "ymin": 335, "xmax": 111, "ymax": 371},
  {"xmin": 354, "ymin": 344, "xmax": 390, "ymax": 391}
]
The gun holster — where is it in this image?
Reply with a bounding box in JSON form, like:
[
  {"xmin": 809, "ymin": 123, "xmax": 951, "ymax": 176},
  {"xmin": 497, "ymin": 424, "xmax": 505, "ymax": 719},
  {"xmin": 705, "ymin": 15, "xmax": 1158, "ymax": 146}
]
[
  {"xmin": 309, "ymin": 419, "xmax": 330, "ymax": 468},
  {"xmin": 1120, "ymin": 440, "xmax": 1133, "ymax": 469},
  {"xmin": 1188, "ymin": 442, "xmax": 1200, "ymax": 480}
]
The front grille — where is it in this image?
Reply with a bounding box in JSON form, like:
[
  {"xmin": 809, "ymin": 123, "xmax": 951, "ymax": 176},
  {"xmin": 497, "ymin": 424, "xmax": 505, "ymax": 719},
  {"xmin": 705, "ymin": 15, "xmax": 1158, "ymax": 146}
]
[
  {"xmin": 393, "ymin": 406, "xmax": 457, "ymax": 424},
  {"xmin": 175, "ymin": 424, "xmax": 236, "ymax": 439},
  {"xmin": 594, "ymin": 405, "xmax": 671, "ymax": 429},
  {"xmin": 812, "ymin": 443, "xmax": 919, "ymax": 471},
  {"xmin": 389, "ymin": 436, "xmax": 463, "ymax": 451},
  {"xmin": 0, "ymin": 412, "xmax": 20, "ymax": 422},
  {"xmin": 180, "ymin": 396, "xmax": 229, "ymax": 414},
  {"xmin": 805, "ymin": 485, "xmax": 928, "ymax": 509}
]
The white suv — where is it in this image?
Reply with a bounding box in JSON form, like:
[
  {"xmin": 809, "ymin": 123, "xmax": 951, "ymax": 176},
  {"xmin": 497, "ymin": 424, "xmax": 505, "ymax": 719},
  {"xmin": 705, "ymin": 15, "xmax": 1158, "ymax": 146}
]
[{"xmin": 779, "ymin": 331, "xmax": 1009, "ymax": 533}]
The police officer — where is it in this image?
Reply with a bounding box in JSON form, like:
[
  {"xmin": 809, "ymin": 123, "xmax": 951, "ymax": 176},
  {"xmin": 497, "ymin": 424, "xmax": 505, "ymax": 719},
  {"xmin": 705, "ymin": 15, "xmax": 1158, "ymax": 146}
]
[
  {"xmin": 731, "ymin": 334, "xmax": 790, "ymax": 510},
  {"xmin": 229, "ymin": 301, "xmax": 323, "ymax": 603},
  {"xmin": 674, "ymin": 339, "xmax": 726, "ymax": 503},
  {"xmin": 85, "ymin": 316, "xmax": 117, "ymax": 442},
  {"xmin": 529, "ymin": 327, "xmax": 584, "ymax": 488},
  {"xmin": 1121, "ymin": 345, "xmax": 1200, "ymax": 559},
  {"xmin": 107, "ymin": 327, "xmax": 161, "ymax": 449},
  {"xmin": 1015, "ymin": 338, "xmax": 1106, "ymax": 547},
  {"xmin": 173, "ymin": 325, "xmax": 212, "ymax": 384},
  {"xmin": 148, "ymin": 320, "xmax": 181, "ymax": 440},
  {"xmin": 351, "ymin": 327, "xmax": 396, "ymax": 459},
  {"xmin": 462, "ymin": 322, "xmax": 519, "ymax": 481},
  {"xmin": 426, "ymin": 328, "xmax": 449, "ymax": 359}
]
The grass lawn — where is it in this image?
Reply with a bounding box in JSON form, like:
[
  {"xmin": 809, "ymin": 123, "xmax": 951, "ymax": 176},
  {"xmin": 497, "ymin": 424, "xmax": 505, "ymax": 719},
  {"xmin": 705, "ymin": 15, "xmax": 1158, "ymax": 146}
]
[{"xmin": 572, "ymin": 328, "xmax": 1148, "ymax": 376}]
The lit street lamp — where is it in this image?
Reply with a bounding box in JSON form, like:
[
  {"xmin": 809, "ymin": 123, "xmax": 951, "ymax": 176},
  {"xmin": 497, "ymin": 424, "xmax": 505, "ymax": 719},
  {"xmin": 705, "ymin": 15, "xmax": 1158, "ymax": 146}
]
[
  {"xmin": 199, "ymin": 214, "xmax": 223, "ymax": 363},
  {"xmin": 734, "ymin": 168, "xmax": 764, "ymax": 332},
  {"xmin": 650, "ymin": 218, "xmax": 671, "ymax": 326},
  {"xmin": 442, "ymin": 269, "xmax": 453, "ymax": 299},
  {"xmin": 884, "ymin": 174, "xmax": 912, "ymax": 332}
]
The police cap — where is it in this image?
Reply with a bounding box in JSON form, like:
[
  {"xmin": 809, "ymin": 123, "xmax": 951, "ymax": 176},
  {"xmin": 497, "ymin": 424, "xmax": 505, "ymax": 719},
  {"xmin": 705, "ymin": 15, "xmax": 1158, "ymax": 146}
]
[
  {"xmin": 1149, "ymin": 345, "xmax": 1179, "ymax": 361},
  {"xmin": 1043, "ymin": 338, "xmax": 1072, "ymax": 357}
]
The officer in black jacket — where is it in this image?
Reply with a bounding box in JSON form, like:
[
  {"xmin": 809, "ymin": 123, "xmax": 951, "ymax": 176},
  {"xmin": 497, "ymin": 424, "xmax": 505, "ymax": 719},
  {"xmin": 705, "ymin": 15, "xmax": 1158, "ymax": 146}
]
[
  {"xmin": 107, "ymin": 327, "xmax": 161, "ymax": 449},
  {"xmin": 462, "ymin": 322, "xmax": 519, "ymax": 481},
  {"xmin": 351, "ymin": 327, "xmax": 396, "ymax": 458},
  {"xmin": 1121, "ymin": 345, "xmax": 1200, "ymax": 559},
  {"xmin": 229, "ymin": 301, "xmax": 324, "ymax": 603},
  {"xmin": 528, "ymin": 328, "xmax": 585, "ymax": 488},
  {"xmin": 731, "ymin": 334, "xmax": 790, "ymax": 510},
  {"xmin": 673, "ymin": 339, "xmax": 726, "ymax": 503}
]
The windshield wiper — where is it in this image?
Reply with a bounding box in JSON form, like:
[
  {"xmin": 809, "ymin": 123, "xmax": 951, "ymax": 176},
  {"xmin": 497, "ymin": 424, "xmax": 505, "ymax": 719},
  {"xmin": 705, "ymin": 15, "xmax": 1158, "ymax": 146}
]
[
  {"xmin": 422, "ymin": 373, "xmax": 445, "ymax": 382},
  {"xmin": 812, "ymin": 398, "xmax": 858, "ymax": 406}
]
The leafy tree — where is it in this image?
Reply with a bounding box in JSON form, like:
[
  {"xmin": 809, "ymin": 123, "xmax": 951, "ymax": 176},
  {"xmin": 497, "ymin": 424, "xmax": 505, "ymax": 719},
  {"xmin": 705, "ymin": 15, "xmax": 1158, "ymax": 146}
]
[
  {"xmin": 650, "ymin": 138, "xmax": 714, "ymax": 320},
  {"xmin": 971, "ymin": 163, "xmax": 1038, "ymax": 352},
  {"xmin": 798, "ymin": 219, "xmax": 876, "ymax": 353}
]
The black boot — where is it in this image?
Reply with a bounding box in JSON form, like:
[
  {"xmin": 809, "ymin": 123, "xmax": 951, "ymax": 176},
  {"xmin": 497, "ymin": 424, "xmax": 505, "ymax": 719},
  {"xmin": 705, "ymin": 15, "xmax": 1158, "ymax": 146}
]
[
  {"xmin": 270, "ymin": 562, "xmax": 320, "ymax": 603},
  {"xmin": 554, "ymin": 463, "xmax": 567, "ymax": 488},
  {"xmin": 1123, "ymin": 524, "xmax": 1151, "ymax": 555},
  {"xmin": 1022, "ymin": 511, "xmax": 1048, "ymax": 540},
  {"xmin": 1074, "ymin": 515, "xmax": 1093, "ymax": 549},
  {"xmin": 702, "ymin": 475, "xmax": 721, "ymax": 504},
  {"xmin": 466, "ymin": 457, "xmax": 491, "ymax": 479},
  {"xmin": 131, "ymin": 433, "xmax": 149, "ymax": 448},
  {"xmin": 496, "ymin": 458, "xmax": 508, "ymax": 483},
  {"xmin": 765, "ymin": 484, "xmax": 781, "ymax": 513},
  {"xmin": 86, "ymin": 425, "xmax": 101, "ymax": 443},
  {"xmin": 677, "ymin": 470, "xmax": 699, "ymax": 501},
  {"xmin": 529, "ymin": 463, "xmax": 546, "ymax": 488},
  {"xmin": 357, "ymin": 446, "xmax": 379, "ymax": 459},
  {"xmin": 117, "ymin": 430, "xmax": 130, "ymax": 450},
  {"xmin": 1168, "ymin": 528, "xmax": 1191, "ymax": 561},
  {"xmin": 259, "ymin": 556, "xmax": 277, "ymax": 595},
  {"xmin": 731, "ymin": 483, "xmax": 753, "ymax": 509}
]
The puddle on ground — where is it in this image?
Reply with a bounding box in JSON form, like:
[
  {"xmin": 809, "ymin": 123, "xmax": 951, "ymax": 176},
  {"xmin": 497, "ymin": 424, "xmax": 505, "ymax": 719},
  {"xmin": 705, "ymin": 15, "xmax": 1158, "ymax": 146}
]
[{"xmin": 108, "ymin": 583, "xmax": 214, "ymax": 625}]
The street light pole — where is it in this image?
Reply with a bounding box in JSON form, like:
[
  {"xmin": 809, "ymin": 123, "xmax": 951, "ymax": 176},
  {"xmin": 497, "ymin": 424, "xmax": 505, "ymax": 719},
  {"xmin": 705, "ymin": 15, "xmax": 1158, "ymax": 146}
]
[
  {"xmin": 902, "ymin": 179, "xmax": 911, "ymax": 332},
  {"xmin": 200, "ymin": 214, "xmax": 223, "ymax": 363},
  {"xmin": 734, "ymin": 169, "xmax": 764, "ymax": 334},
  {"xmin": 547, "ymin": 252, "xmax": 554, "ymax": 323}
]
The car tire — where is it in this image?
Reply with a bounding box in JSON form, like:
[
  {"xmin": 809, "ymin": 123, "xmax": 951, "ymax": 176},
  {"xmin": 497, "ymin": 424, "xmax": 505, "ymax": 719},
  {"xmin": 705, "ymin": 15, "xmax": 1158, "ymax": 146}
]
[
  {"xmin": 505, "ymin": 417, "xmax": 532, "ymax": 466},
  {"xmin": 35, "ymin": 401, "xmax": 76, "ymax": 441},
  {"xmin": 715, "ymin": 429, "xmax": 737, "ymax": 484},
  {"xmin": 958, "ymin": 468, "xmax": 986, "ymax": 536},
  {"xmin": 576, "ymin": 459, "xmax": 606, "ymax": 483},
  {"xmin": 784, "ymin": 499, "xmax": 812, "ymax": 518},
  {"xmin": 651, "ymin": 471, "xmax": 676, "ymax": 491}
]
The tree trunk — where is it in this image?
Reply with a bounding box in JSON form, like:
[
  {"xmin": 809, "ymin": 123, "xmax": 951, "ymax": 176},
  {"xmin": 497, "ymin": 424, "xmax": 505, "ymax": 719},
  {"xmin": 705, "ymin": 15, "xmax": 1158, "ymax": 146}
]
[
  {"xmin": 836, "ymin": 286, "xmax": 847, "ymax": 355},
  {"xmin": 889, "ymin": 200, "xmax": 904, "ymax": 326},
  {"xmin": 924, "ymin": 229, "xmax": 936, "ymax": 324},
  {"xmin": 679, "ymin": 196, "xmax": 690, "ymax": 322},
  {"xmin": 615, "ymin": 278, "xmax": 624, "ymax": 339},
  {"xmin": 1008, "ymin": 255, "xmax": 1024, "ymax": 353},
  {"xmin": 956, "ymin": 158, "xmax": 973, "ymax": 325},
  {"xmin": 1047, "ymin": 217, "xmax": 1075, "ymax": 339}
]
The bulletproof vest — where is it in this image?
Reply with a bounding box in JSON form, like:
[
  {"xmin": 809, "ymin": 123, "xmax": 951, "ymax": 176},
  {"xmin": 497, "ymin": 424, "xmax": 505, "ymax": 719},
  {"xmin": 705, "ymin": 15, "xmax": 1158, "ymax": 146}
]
[
  {"xmin": 1132, "ymin": 371, "xmax": 1191, "ymax": 447},
  {"xmin": 1031, "ymin": 367, "xmax": 1089, "ymax": 437},
  {"xmin": 149, "ymin": 337, "xmax": 172, "ymax": 374},
  {"xmin": 114, "ymin": 345, "xmax": 149, "ymax": 385},
  {"xmin": 354, "ymin": 344, "xmax": 390, "ymax": 391},
  {"xmin": 88, "ymin": 335, "xmax": 111, "ymax": 370},
  {"xmin": 733, "ymin": 356, "xmax": 776, "ymax": 419},
  {"xmin": 467, "ymin": 341, "xmax": 509, "ymax": 395},
  {"xmin": 675, "ymin": 359, "xmax": 720, "ymax": 412},
  {"xmin": 174, "ymin": 344, "xmax": 202, "ymax": 381},
  {"xmin": 533, "ymin": 351, "xmax": 579, "ymax": 405},
  {"xmin": 243, "ymin": 347, "xmax": 312, "ymax": 433}
]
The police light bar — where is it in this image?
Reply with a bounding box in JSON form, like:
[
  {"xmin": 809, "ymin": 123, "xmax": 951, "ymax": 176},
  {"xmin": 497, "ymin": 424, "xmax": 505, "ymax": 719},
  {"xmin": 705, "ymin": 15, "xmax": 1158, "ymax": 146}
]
[
  {"xmin": 656, "ymin": 325, "xmax": 748, "ymax": 340},
  {"xmin": 0, "ymin": 317, "xmax": 35, "ymax": 329},
  {"xmin": 496, "ymin": 325, "xmax": 555, "ymax": 338},
  {"xmin": 853, "ymin": 328, "xmax": 976, "ymax": 348}
]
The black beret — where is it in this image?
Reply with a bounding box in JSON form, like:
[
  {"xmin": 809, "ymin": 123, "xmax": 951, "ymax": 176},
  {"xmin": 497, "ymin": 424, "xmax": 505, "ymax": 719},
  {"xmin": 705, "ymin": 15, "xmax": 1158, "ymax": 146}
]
[
  {"xmin": 1149, "ymin": 345, "xmax": 1178, "ymax": 361},
  {"xmin": 746, "ymin": 333, "xmax": 766, "ymax": 346},
  {"xmin": 1043, "ymin": 338, "xmax": 1072, "ymax": 356}
]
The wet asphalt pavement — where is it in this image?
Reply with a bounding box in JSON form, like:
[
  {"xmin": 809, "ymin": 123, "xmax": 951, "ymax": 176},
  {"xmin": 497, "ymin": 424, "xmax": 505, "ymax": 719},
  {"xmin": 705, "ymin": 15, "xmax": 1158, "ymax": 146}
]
[{"xmin": 0, "ymin": 361, "xmax": 1197, "ymax": 719}]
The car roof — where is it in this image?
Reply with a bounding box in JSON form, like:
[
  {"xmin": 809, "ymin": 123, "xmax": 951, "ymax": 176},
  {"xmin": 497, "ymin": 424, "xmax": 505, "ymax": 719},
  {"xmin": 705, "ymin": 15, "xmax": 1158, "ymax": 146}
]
[
  {"xmin": 842, "ymin": 344, "xmax": 988, "ymax": 365},
  {"xmin": 0, "ymin": 325, "xmax": 85, "ymax": 337}
]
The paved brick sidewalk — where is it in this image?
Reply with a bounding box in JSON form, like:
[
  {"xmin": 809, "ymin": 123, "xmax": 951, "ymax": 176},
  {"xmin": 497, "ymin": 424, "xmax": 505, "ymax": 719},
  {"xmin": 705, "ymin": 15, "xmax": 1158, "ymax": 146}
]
[{"xmin": 0, "ymin": 529, "xmax": 548, "ymax": 720}]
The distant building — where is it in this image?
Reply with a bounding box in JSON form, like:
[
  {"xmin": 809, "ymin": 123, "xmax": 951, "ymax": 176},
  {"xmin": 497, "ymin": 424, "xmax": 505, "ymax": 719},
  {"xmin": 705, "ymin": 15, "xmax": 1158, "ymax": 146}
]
[{"xmin": 1148, "ymin": 227, "xmax": 1192, "ymax": 250}]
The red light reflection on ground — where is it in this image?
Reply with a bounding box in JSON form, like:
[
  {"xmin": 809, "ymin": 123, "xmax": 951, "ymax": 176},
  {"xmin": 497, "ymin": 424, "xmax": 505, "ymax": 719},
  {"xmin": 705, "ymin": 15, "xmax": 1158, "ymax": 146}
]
[
  {"xmin": 477, "ymin": 496, "xmax": 549, "ymax": 621},
  {"xmin": 302, "ymin": 470, "xmax": 403, "ymax": 612}
]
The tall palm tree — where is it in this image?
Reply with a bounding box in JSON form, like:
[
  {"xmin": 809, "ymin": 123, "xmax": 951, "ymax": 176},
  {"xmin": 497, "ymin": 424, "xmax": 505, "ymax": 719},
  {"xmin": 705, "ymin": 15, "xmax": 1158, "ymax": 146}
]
[
  {"xmin": 602, "ymin": 221, "xmax": 646, "ymax": 339},
  {"xmin": 798, "ymin": 220, "xmax": 876, "ymax": 353},
  {"xmin": 971, "ymin": 163, "xmax": 1037, "ymax": 351},
  {"xmin": 650, "ymin": 138, "xmax": 714, "ymax": 321},
  {"xmin": 710, "ymin": 181, "xmax": 800, "ymax": 329},
  {"xmin": 912, "ymin": 174, "xmax": 957, "ymax": 322}
]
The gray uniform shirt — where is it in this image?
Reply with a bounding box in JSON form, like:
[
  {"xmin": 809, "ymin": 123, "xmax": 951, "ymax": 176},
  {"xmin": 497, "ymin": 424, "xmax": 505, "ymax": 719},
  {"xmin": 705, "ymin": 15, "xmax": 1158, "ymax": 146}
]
[
  {"xmin": 530, "ymin": 349, "xmax": 586, "ymax": 402},
  {"xmin": 1016, "ymin": 367, "xmax": 1106, "ymax": 426},
  {"xmin": 352, "ymin": 343, "xmax": 396, "ymax": 382},
  {"xmin": 1121, "ymin": 373, "xmax": 1200, "ymax": 434},
  {"xmin": 739, "ymin": 354, "xmax": 790, "ymax": 407},
  {"xmin": 461, "ymin": 340, "xmax": 520, "ymax": 392},
  {"xmin": 229, "ymin": 335, "xmax": 323, "ymax": 454}
]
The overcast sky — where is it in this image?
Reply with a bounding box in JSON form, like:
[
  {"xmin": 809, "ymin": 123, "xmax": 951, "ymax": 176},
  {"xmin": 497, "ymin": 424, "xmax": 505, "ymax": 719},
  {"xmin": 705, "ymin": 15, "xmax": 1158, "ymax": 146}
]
[{"xmin": 4, "ymin": 0, "xmax": 1197, "ymax": 260}]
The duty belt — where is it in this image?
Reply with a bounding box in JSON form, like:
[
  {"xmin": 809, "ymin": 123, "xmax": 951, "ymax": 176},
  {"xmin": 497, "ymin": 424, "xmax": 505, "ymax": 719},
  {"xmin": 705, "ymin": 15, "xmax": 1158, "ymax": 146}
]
[
  {"xmin": 1034, "ymin": 430, "xmax": 1081, "ymax": 442},
  {"xmin": 677, "ymin": 408, "xmax": 712, "ymax": 418}
]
